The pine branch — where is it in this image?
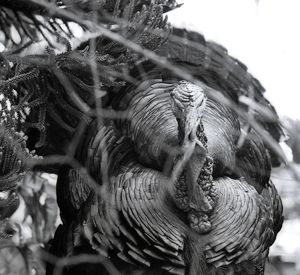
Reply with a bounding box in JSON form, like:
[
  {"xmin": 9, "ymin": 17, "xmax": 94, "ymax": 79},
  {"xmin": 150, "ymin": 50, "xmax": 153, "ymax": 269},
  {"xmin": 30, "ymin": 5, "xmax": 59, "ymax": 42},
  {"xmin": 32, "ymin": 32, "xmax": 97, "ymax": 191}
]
[
  {"xmin": 0, "ymin": 0, "xmax": 178, "ymax": 47},
  {"xmin": 0, "ymin": 1, "xmax": 72, "ymax": 47}
]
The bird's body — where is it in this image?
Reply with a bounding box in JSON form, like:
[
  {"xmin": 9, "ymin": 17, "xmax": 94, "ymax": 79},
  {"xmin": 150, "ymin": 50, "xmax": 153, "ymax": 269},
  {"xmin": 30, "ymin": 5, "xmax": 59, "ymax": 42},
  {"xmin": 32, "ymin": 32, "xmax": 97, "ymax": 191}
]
[
  {"xmin": 46, "ymin": 28, "xmax": 283, "ymax": 275},
  {"xmin": 50, "ymin": 78, "xmax": 282, "ymax": 275}
]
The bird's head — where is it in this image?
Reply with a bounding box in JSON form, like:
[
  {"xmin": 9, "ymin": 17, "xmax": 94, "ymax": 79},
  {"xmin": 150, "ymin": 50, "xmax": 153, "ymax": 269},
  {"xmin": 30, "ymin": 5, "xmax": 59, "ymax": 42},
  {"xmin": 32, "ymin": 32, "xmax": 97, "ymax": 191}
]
[{"xmin": 170, "ymin": 81, "xmax": 207, "ymax": 149}]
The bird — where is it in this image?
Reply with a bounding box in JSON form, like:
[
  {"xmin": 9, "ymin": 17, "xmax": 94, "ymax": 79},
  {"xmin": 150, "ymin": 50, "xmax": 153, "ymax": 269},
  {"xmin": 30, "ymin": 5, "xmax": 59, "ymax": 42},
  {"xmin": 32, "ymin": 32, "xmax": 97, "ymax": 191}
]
[
  {"xmin": 49, "ymin": 54, "xmax": 283, "ymax": 275},
  {"xmin": 39, "ymin": 27, "xmax": 283, "ymax": 275}
]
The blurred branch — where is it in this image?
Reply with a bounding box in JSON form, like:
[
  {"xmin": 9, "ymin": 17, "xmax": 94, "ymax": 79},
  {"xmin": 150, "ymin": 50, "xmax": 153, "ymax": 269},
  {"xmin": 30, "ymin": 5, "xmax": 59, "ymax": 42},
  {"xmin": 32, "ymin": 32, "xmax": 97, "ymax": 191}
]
[{"xmin": 40, "ymin": 250, "xmax": 122, "ymax": 275}]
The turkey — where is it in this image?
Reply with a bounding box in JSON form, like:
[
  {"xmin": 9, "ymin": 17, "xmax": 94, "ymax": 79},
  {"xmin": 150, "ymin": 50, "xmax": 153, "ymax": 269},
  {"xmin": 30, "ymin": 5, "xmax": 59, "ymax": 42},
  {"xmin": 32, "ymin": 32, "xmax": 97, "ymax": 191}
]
[{"xmin": 45, "ymin": 27, "xmax": 283, "ymax": 275}]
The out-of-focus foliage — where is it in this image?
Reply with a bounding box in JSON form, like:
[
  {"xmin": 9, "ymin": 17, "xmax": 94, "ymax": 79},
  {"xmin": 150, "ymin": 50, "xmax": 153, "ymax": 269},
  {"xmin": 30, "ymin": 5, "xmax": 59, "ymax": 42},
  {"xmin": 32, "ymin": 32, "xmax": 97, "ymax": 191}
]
[
  {"xmin": 282, "ymin": 117, "xmax": 300, "ymax": 164},
  {"xmin": 267, "ymin": 117, "xmax": 300, "ymax": 275},
  {"xmin": 0, "ymin": 172, "xmax": 58, "ymax": 275},
  {"xmin": 0, "ymin": 246, "xmax": 27, "ymax": 275}
]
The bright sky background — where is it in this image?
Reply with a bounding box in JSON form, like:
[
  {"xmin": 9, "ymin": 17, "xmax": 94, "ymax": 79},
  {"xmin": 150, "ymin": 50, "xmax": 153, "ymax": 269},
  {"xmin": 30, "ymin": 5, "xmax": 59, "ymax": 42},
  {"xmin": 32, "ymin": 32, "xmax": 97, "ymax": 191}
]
[{"xmin": 168, "ymin": 0, "xmax": 300, "ymax": 120}]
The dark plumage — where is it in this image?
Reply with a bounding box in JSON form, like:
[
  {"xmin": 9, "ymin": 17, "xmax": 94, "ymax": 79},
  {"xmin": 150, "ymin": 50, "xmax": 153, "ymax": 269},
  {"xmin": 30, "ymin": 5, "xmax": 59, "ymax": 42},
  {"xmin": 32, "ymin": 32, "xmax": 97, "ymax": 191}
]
[{"xmin": 46, "ymin": 27, "xmax": 283, "ymax": 275}]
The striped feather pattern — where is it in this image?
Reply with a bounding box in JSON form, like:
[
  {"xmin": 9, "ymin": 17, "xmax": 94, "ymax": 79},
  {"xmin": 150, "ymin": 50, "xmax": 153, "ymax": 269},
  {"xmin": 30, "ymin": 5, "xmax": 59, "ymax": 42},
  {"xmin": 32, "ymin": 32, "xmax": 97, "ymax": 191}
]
[
  {"xmin": 62, "ymin": 119, "xmax": 283, "ymax": 274},
  {"xmin": 50, "ymin": 27, "xmax": 284, "ymax": 275},
  {"xmin": 204, "ymin": 177, "xmax": 276, "ymax": 268},
  {"xmin": 115, "ymin": 80, "xmax": 179, "ymax": 168}
]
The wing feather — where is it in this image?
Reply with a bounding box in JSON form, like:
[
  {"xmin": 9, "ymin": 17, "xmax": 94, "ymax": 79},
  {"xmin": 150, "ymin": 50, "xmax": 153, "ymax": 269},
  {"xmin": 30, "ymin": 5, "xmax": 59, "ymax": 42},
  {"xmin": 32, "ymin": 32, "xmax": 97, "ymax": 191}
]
[{"xmin": 205, "ymin": 177, "xmax": 280, "ymax": 267}]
